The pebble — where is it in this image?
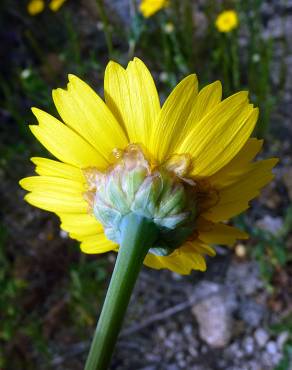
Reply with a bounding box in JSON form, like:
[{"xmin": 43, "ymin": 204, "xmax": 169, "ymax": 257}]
[
  {"xmin": 192, "ymin": 292, "xmax": 233, "ymax": 348},
  {"xmin": 178, "ymin": 359, "xmax": 186, "ymax": 368},
  {"xmin": 239, "ymin": 300, "xmax": 265, "ymax": 328},
  {"xmin": 227, "ymin": 342, "xmax": 245, "ymax": 360},
  {"xmin": 277, "ymin": 331, "xmax": 289, "ymax": 349},
  {"xmin": 243, "ymin": 336, "xmax": 255, "ymax": 355},
  {"xmin": 254, "ymin": 328, "xmax": 270, "ymax": 348},
  {"xmin": 183, "ymin": 324, "xmax": 193, "ymax": 336},
  {"xmin": 256, "ymin": 215, "xmax": 284, "ymax": 235},
  {"xmin": 157, "ymin": 326, "xmax": 167, "ymax": 339},
  {"xmin": 226, "ymin": 261, "xmax": 263, "ymax": 295},
  {"xmin": 188, "ymin": 346, "xmax": 198, "ymax": 357},
  {"xmin": 266, "ymin": 341, "xmax": 278, "ymax": 355},
  {"xmin": 59, "ymin": 229, "xmax": 68, "ymax": 238},
  {"xmin": 166, "ymin": 365, "xmax": 178, "ymax": 370}
]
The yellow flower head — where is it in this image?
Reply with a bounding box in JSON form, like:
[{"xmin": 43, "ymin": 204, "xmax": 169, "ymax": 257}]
[
  {"xmin": 27, "ymin": 0, "xmax": 66, "ymax": 15},
  {"xmin": 215, "ymin": 10, "xmax": 239, "ymax": 33},
  {"xmin": 27, "ymin": 0, "xmax": 45, "ymax": 16},
  {"xmin": 140, "ymin": 0, "xmax": 169, "ymax": 18},
  {"xmin": 20, "ymin": 58, "xmax": 277, "ymax": 274},
  {"xmin": 49, "ymin": 0, "xmax": 67, "ymax": 12}
]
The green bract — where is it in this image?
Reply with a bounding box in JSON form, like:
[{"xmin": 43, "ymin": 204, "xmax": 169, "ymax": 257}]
[{"xmin": 91, "ymin": 145, "xmax": 197, "ymax": 256}]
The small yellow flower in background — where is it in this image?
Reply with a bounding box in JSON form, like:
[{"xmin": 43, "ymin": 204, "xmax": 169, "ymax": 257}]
[
  {"xmin": 27, "ymin": 0, "xmax": 66, "ymax": 15},
  {"xmin": 49, "ymin": 0, "xmax": 67, "ymax": 12},
  {"xmin": 215, "ymin": 10, "xmax": 239, "ymax": 33},
  {"xmin": 27, "ymin": 0, "xmax": 45, "ymax": 16},
  {"xmin": 20, "ymin": 58, "xmax": 277, "ymax": 275},
  {"xmin": 140, "ymin": 0, "xmax": 169, "ymax": 18}
]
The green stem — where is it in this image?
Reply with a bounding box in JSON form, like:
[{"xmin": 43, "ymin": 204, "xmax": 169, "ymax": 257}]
[
  {"xmin": 85, "ymin": 214, "xmax": 158, "ymax": 370},
  {"xmin": 95, "ymin": 0, "xmax": 114, "ymax": 58},
  {"xmin": 230, "ymin": 32, "xmax": 240, "ymax": 90}
]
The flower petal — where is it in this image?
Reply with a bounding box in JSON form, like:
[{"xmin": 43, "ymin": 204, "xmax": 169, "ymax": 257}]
[
  {"xmin": 30, "ymin": 108, "xmax": 106, "ymax": 168},
  {"xmin": 203, "ymin": 158, "xmax": 278, "ymax": 222},
  {"xmin": 140, "ymin": 0, "xmax": 168, "ymax": 17},
  {"xmin": 208, "ymin": 138, "xmax": 263, "ymax": 188},
  {"xmin": 80, "ymin": 234, "xmax": 117, "ymax": 254},
  {"xmin": 104, "ymin": 58, "xmax": 160, "ymax": 148},
  {"xmin": 31, "ymin": 157, "xmax": 85, "ymax": 183},
  {"xmin": 177, "ymin": 91, "xmax": 258, "ymax": 177},
  {"xmin": 24, "ymin": 192, "xmax": 87, "ymax": 213},
  {"xmin": 198, "ymin": 221, "xmax": 248, "ymax": 246},
  {"xmin": 149, "ymin": 74, "xmax": 198, "ymax": 163},
  {"xmin": 20, "ymin": 176, "xmax": 85, "ymax": 194},
  {"xmin": 59, "ymin": 213, "xmax": 103, "ymax": 236},
  {"xmin": 52, "ymin": 75, "xmax": 128, "ymax": 162},
  {"xmin": 178, "ymin": 80, "xmax": 222, "ymax": 140},
  {"xmin": 144, "ymin": 241, "xmax": 209, "ymax": 274}
]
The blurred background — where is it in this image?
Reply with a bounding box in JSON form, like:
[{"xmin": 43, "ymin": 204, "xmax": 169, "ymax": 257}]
[{"xmin": 0, "ymin": 0, "xmax": 292, "ymax": 369}]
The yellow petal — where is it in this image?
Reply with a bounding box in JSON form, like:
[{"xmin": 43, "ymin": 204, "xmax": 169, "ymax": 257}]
[
  {"xmin": 149, "ymin": 74, "xmax": 198, "ymax": 163},
  {"xmin": 52, "ymin": 75, "xmax": 128, "ymax": 162},
  {"xmin": 144, "ymin": 241, "xmax": 209, "ymax": 274},
  {"xmin": 49, "ymin": 0, "xmax": 66, "ymax": 11},
  {"xmin": 80, "ymin": 234, "xmax": 117, "ymax": 254},
  {"xmin": 208, "ymin": 138, "xmax": 263, "ymax": 188},
  {"xmin": 198, "ymin": 221, "xmax": 248, "ymax": 246},
  {"xmin": 27, "ymin": 0, "xmax": 45, "ymax": 15},
  {"xmin": 104, "ymin": 58, "xmax": 160, "ymax": 148},
  {"xmin": 20, "ymin": 176, "xmax": 85, "ymax": 194},
  {"xmin": 190, "ymin": 242, "xmax": 216, "ymax": 257},
  {"xmin": 59, "ymin": 213, "xmax": 103, "ymax": 236},
  {"xmin": 140, "ymin": 0, "xmax": 168, "ymax": 17},
  {"xmin": 70, "ymin": 231, "xmax": 103, "ymax": 241},
  {"xmin": 203, "ymin": 158, "xmax": 278, "ymax": 222},
  {"xmin": 59, "ymin": 212, "xmax": 102, "ymax": 228},
  {"xmin": 24, "ymin": 192, "xmax": 87, "ymax": 213},
  {"xmin": 31, "ymin": 157, "xmax": 85, "ymax": 183},
  {"xmin": 177, "ymin": 91, "xmax": 258, "ymax": 177},
  {"xmin": 177, "ymin": 81, "xmax": 222, "ymax": 140},
  {"xmin": 30, "ymin": 108, "xmax": 106, "ymax": 168}
]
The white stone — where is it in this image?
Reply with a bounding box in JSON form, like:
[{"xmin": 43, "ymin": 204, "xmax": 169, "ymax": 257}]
[
  {"xmin": 243, "ymin": 336, "xmax": 255, "ymax": 355},
  {"xmin": 266, "ymin": 341, "xmax": 278, "ymax": 355},
  {"xmin": 192, "ymin": 293, "xmax": 233, "ymax": 348},
  {"xmin": 254, "ymin": 328, "xmax": 270, "ymax": 348},
  {"xmin": 277, "ymin": 331, "xmax": 289, "ymax": 349}
]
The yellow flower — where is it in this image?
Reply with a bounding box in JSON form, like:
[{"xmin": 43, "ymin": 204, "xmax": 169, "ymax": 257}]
[
  {"xmin": 20, "ymin": 58, "xmax": 277, "ymax": 274},
  {"xmin": 140, "ymin": 0, "xmax": 169, "ymax": 18},
  {"xmin": 27, "ymin": 0, "xmax": 45, "ymax": 16},
  {"xmin": 49, "ymin": 0, "xmax": 67, "ymax": 12},
  {"xmin": 215, "ymin": 10, "xmax": 239, "ymax": 33},
  {"xmin": 27, "ymin": 0, "xmax": 66, "ymax": 15}
]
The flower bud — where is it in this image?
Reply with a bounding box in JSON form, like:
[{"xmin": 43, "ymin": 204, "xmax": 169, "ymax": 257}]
[{"xmin": 84, "ymin": 145, "xmax": 197, "ymax": 255}]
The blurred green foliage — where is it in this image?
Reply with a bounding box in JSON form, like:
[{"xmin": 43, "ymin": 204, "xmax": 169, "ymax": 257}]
[
  {"xmin": 236, "ymin": 206, "xmax": 292, "ymax": 290},
  {"xmin": 271, "ymin": 315, "xmax": 292, "ymax": 370},
  {"xmin": 68, "ymin": 256, "xmax": 108, "ymax": 330},
  {"xmin": 0, "ymin": 219, "xmax": 109, "ymax": 368},
  {"xmin": 1, "ymin": 0, "xmax": 281, "ymax": 140},
  {"xmin": 0, "ymin": 224, "xmax": 49, "ymax": 368},
  {"xmin": 0, "ymin": 225, "xmax": 26, "ymax": 343}
]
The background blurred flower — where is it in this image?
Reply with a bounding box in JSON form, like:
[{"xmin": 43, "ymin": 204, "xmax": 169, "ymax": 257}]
[
  {"xmin": 49, "ymin": 0, "xmax": 67, "ymax": 12},
  {"xmin": 27, "ymin": 0, "xmax": 45, "ymax": 16},
  {"xmin": 140, "ymin": 0, "xmax": 169, "ymax": 18},
  {"xmin": 27, "ymin": 0, "xmax": 67, "ymax": 15},
  {"xmin": 215, "ymin": 10, "xmax": 239, "ymax": 33}
]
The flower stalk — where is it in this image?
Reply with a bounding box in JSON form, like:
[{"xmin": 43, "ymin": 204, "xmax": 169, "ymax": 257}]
[
  {"xmin": 85, "ymin": 213, "xmax": 158, "ymax": 370},
  {"xmin": 95, "ymin": 0, "xmax": 114, "ymax": 58}
]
